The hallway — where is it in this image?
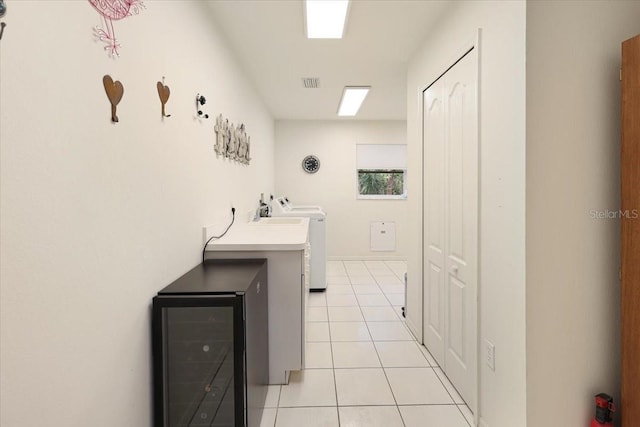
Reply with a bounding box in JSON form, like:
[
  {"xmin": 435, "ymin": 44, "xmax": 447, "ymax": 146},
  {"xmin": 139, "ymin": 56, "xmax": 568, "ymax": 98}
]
[{"xmin": 260, "ymin": 260, "xmax": 472, "ymax": 427}]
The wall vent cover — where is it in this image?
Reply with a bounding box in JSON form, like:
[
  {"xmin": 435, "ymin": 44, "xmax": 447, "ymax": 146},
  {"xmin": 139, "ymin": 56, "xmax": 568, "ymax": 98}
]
[{"xmin": 302, "ymin": 78, "xmax": 320, "ymax": 89}]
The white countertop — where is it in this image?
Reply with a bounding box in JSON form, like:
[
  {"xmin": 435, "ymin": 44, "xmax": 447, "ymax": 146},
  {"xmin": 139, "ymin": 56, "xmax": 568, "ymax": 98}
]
[{"xmin": 205, "ymin": 217, "xmax": 310, "ymax": 251}]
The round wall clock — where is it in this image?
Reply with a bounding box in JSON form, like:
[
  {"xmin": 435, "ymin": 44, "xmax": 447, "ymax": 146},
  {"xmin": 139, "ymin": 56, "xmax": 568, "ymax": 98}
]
[{"xmin": 302, "ymin": 155, "xmax": 320, "ymax": 174}]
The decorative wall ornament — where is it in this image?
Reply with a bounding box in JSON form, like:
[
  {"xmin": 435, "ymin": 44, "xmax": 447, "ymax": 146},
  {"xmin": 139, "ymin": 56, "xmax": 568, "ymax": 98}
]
[
  {"xmin": 214, "ymin": 115, "xmax": 227, "ymax": 155},
  {"xmin": 237, "ymin": 124, "xmax": 250, "ymax": 163},
  {"xmin": 214, "ymin": 114, "xmax": 251, "ymax": 165},
  {"xmin": 196, "ymin": 94, "xmax": 209, "ymax": 119},
  {"xmin": 156, "ymin": 78, "xmax": 171, "ymax": 118},
  {"xmin": 0, "ymin": 0, "xmax": 7, "ymax": 41},
  {"xmin": 89, "ymin": 0, "xmax": 145, "ymax": 57},
  {"xmin": 102, "ymin": 75, "xmax": 124, "ymax": 123}
]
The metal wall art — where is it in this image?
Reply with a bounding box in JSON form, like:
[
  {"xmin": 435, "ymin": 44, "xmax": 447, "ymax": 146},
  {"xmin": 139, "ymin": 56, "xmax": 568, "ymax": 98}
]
[
  {"xmin": 214, "ymin": 114, "xmax": 251, "ymax": 165},
  {"xmin": 0, "ymin": 0, "xmax": 7, "ymax": 41},
  {"xmin": 89, "ymin": 0, "xmax": 145, "ymax": 57},
  {"xmin": 196, "ymin": 94, "xmax": 209, "ymax": 119},
  {"xmin": 156, "ymin": 78, "xmax": 171, "ymax": 118},
  {"xmin": 102, "ymin": 75, "xmax": 124, "ymax": 123}
]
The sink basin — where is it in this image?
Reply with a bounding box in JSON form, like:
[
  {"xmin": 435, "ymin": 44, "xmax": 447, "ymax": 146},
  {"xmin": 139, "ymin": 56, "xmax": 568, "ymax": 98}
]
[{"xmin": 257, "ymin": 217, "xmax": 303, "ymax": 225}]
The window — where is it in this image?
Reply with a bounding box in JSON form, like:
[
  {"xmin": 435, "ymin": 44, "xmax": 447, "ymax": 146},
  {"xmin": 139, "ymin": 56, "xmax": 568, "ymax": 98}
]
[
  {"xmin": 358, "ymin": 170, "xmax": 405, "ymax": 196},
  {"xmin": 356, "ymin": 144, "xmax": 407, "ymax": 200}
]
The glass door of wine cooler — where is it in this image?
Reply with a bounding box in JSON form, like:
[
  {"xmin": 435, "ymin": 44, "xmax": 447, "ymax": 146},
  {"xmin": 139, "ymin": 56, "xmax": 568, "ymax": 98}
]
[{"xmin": 153, "ymin": 298, "xmax": 244, "ymax": 427}]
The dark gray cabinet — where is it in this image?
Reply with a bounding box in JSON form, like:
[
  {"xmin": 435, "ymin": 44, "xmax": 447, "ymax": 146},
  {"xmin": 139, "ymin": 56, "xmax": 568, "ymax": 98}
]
[{"xmin": 153, "ymin": 259, "xmax": 268, "ymax": 427}]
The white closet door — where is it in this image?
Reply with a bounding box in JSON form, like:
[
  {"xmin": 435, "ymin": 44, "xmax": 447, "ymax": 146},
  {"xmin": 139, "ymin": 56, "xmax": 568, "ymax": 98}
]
[
  {"xmin": 443, "ymin": 48, "xmax": 477, "ymax": 410},
  {"xmin": 423, "ymin": 47, "xmax": 477, "ymax": 410},
  {"xmin": 423, "ymin": 76, "xmax": 446, "ymax": 366}
]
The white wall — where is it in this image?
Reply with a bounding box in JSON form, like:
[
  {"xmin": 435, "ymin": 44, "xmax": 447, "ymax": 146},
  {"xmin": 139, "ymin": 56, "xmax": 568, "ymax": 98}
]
[
  {"xmin": 406, "ymin": 1, "xmax": 526, "ymax": 426},
  {"xmin": 526, "ymin": 2, "xmax": 640, "ymax": 426},
  {"xmin": 274, "ymin": 120, "xmax": 407, "ymax": 259},
  {"xmin": 0, "ymin": 2, "xmax": 274, "ymax": 426}
]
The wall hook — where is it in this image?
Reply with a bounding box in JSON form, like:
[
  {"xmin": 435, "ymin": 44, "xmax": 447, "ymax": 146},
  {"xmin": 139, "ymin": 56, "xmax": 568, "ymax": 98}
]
[
  {"xmin": 196, "ymin": 94, "xmax": 209, "ymax": 119},
  {"xmin": 103, "ymin": 75, "xmax": 124, "ymax": 123},
  {"xmin": 157, "ymin": 77, "xmax": 171, "ymax": 118}
]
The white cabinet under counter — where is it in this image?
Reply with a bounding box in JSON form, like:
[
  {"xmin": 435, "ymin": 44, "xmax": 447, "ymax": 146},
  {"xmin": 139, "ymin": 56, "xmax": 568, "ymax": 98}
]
[{"xmin": 204, "ymin": 217, "xmax": 310, "ymax": 385}]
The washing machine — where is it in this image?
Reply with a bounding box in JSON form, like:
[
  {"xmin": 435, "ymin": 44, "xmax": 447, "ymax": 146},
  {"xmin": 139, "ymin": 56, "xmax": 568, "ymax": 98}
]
[
  {"xmin": 272, "ymin": 197, "xmax": 326, "ymax": 291},
  {"xmin": 276, "ymin": 196, "xmax": 322, "ymax": 212}
]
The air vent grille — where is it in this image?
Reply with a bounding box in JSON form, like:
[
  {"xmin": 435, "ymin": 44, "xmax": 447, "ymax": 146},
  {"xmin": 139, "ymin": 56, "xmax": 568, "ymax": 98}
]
[{"xmin": 302, "ymin": 77, "xmax": 320, "ymax": 89}]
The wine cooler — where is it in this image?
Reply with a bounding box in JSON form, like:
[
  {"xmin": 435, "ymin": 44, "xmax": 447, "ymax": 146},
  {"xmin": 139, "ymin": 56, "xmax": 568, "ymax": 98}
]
[{"xmin": 152, "ymin": 259, "xmax": 268, "ymax": 427}]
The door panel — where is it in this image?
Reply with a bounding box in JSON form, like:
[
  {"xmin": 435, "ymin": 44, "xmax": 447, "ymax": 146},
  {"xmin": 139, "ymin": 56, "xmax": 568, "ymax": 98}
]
[
  {"xmin": 448, "ymin": 276, "xmax": 465, "ymax": 363},
  {"xmin": 426, "ymin": 95, "xmax": 446, "ymax": 251},
  {"xmin": 428, "ymin": 262, "xmax": 443, "ymax": 340},
  {"xmin": 423, "ymin": 47, "xmax": 478, "ymax": 411},
  {"xmin": 444, "ymin": 49, "xmax": 477, "ymax": 410},
  {"xmin": 423, "ymin": 77, "xmax": 447, "ymax": 366},
  {"xmin": 447, "ymin": 81, "xmax": 466, "ymax": 263}
]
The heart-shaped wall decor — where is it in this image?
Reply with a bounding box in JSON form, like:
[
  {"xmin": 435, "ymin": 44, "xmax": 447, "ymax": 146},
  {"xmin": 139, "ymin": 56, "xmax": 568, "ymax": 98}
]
[
  {"xmin": 103, "ymin": 75, "xmax": 124, "ymax": 122},
  {"xmin": 157, "ymin": 81, "xmax": 171, "ymax": 117}
]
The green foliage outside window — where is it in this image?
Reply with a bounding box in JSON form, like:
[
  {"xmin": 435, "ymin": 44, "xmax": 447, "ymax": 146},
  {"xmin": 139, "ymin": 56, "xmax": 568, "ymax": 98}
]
[{"xmin": 358, "ymin": 170, "xmax": 405, "ymax": 196}]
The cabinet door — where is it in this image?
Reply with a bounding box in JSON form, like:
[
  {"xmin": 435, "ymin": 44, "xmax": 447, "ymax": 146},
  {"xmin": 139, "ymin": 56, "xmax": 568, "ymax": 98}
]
[{"xmin": 153, "ymin": 297, "xmax": 244, "ymax": 427}]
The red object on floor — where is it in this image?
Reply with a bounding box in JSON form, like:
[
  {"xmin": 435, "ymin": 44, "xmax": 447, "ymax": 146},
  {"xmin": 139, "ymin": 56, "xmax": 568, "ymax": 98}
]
[
  {"xmin": 590, "ymin": 393, "xmax": 615, "ymax": 427},
  {"xmin": 590, "ymin": 419, "xmax": 614, "ymax": 427}
]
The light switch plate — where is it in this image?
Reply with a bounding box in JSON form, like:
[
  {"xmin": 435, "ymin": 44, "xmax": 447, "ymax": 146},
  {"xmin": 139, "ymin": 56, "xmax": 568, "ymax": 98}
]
[{"xmin": 484, "ymin": 339, "xmax": 495, "ymax": 371}]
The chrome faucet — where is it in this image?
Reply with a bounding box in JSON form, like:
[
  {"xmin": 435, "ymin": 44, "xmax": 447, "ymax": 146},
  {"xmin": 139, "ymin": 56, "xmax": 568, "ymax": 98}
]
[
  {"xmin": 258, "ymin": 203, "xmax": 270, "ymax": 217},
  {"xmin": 254, "ymin": 200, "xmax": 270, "ymax": 221}
]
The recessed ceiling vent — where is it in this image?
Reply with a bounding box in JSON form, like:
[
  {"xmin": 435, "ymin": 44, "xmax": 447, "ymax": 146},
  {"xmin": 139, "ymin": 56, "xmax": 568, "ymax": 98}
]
[{"xmin": 302, "ymin": 77, "xmax": 320, "ymax": 89}]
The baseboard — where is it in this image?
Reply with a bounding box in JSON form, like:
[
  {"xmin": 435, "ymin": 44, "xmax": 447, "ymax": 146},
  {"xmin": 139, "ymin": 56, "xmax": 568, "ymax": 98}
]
[
  {"xmin": 327, "ymin": 255, "xmax": 407, "ymax": 262},
  {"xmin": 405, "ymin": 316, "xmax": 421, "ymax": 342}
]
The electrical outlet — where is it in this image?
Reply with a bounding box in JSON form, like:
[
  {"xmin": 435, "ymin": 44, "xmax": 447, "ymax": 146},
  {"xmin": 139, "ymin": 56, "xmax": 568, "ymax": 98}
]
[
  {"xmin": 484, "ymin": 339, "xmax": 495, "ymax": 371},
  {"xmin": 202, "ymin": 226, "xmax": 210, "ymax": 245}
]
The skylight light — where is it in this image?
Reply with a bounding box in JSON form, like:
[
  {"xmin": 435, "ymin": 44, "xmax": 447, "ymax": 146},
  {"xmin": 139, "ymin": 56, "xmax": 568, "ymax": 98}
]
[
  {"xmin": 305, "ymin": 0, "xmax": 349, "ymax": 39},
  {"xmin": 338, "ymin": 86, "xmax": 370, "ymax": 116}
]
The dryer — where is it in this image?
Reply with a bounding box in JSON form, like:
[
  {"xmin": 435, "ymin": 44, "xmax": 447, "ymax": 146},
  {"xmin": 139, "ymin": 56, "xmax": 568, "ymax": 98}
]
[{"xmin": 272, "ymin": 197, "xmax": 326, "ymax": 291}]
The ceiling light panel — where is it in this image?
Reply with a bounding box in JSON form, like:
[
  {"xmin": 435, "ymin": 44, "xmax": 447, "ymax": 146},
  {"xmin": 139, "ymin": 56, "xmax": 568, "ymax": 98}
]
[
  {"xmin": 305, "ymin": 0, "xmax": 349, "ymax": 39},
  {"xmin": 338, "ymin": 86, "xmax": 370, "ymax": 116}
]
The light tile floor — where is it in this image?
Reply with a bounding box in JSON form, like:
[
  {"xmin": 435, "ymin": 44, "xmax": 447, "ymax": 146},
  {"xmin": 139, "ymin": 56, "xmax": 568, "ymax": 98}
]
[{"xmin": 260, "ymin": 260, "xmax": 473, "ymax": 427}]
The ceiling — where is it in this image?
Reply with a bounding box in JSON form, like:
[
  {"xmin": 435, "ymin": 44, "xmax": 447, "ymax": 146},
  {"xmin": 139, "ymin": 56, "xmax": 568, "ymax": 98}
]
[{"xmin": 205, "ymin": 1, "xmax": 453, "ymax": 121}]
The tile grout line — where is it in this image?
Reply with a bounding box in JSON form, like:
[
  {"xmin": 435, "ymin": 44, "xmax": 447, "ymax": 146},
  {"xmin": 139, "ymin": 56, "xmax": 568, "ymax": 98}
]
[
  {"xmin": 328, "ymin": 261, "xmax": 343, "ymax": 426},
  {"xmin": 431, "ymin": 366, "xmax": 472, "ymax": 422},
  {"xmin": 385, "ymin": 258, "xmax": 473, "ymax": 425},
  {"xmin": 455, "ymin": 403, "xmax": 473, "ymax": 427},
  {"xmin": 291, "ymin": 260, "xmax": 470, "ymax": 426},
  {"xmin": 363, "ymin": 262, "xmax": 407, "ymax": 427},
  {"xmin": 276, "ymin": 403, "xmax": 462, "ymax": 408},
  {"xmin": 272, "ymin": 384, "xmax": 282, "ymax": 427}
]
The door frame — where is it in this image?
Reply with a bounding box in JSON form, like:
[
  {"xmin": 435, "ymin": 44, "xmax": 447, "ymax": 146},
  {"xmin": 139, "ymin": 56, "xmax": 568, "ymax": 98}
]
[{"xmin": 420, "ymin": 29, "xmax": 481, "ymax": 425}]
